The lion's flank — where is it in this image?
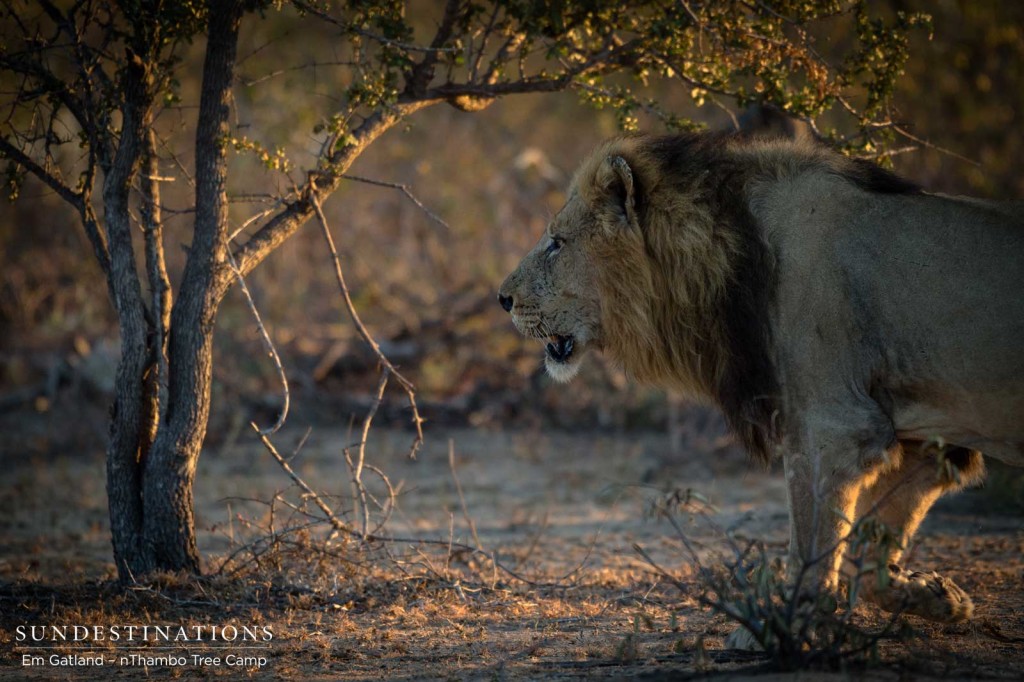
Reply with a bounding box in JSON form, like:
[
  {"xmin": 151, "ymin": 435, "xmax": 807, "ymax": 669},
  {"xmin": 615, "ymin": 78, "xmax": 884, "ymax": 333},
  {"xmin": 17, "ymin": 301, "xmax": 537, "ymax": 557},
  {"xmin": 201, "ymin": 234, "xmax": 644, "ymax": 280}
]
[{"xmin": 573, "ymin": 132, "xmax": 919, "ymax": 463}]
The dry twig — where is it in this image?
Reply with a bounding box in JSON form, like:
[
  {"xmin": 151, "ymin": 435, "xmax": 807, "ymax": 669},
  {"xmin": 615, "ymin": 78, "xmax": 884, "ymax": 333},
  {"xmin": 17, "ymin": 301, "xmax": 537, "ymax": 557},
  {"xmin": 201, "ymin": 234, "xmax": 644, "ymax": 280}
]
[
  {"xmin": 340, "ymin": 173, "xmax": 450, "ymax": 233},
  {"xmin": 226, "ymin": 250, "xmax": 290, "ymax": 434},
  {"xmin": 310, "ymin": 189, "xmax": 424, "ymax": 458},
  {"xmin": 344, "ymin": 371, "xmax": 390, "ymax": 538},
  {"xmin": 251, "ymin": 423, "xmax": 352, "ymax": 534},
  {"xmin": 448, "ymin": 439, "xmax": 484, "ymax": 553}
]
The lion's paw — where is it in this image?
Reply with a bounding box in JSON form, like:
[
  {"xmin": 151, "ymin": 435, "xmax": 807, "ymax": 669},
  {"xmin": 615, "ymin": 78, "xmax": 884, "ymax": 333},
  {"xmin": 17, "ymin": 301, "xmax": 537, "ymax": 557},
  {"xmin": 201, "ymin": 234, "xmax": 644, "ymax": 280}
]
[
  {"xmin": 861, "ymin": 563, "xmax": 974, "ymax": 623},
  {"xmin": 723, "ymin": 626, "xmax": 762, "ymax": 651}
]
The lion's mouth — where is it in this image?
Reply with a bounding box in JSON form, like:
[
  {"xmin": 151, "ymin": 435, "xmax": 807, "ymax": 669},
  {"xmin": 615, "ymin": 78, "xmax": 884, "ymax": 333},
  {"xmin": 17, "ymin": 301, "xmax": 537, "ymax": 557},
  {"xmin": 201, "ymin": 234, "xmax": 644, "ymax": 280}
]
[{"xmin": 545, "ymin": 334, "xmax": 575, "ymax": 363}]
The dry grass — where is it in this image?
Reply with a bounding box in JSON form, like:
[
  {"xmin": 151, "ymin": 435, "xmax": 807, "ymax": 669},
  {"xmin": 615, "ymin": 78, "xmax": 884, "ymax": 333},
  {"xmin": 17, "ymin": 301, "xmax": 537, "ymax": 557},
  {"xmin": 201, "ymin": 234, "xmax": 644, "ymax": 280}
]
[{"xmin": 1, "ymin": 426, "xmax": 1022, "ymax": 680}]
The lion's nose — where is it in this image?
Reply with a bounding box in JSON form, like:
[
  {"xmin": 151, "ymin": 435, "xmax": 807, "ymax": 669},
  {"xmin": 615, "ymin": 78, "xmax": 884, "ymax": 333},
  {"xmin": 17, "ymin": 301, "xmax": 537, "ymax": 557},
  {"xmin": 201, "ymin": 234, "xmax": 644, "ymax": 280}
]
[{"xmin": 497, "ymin": 293, "xmax": 513, "ymax": 312}]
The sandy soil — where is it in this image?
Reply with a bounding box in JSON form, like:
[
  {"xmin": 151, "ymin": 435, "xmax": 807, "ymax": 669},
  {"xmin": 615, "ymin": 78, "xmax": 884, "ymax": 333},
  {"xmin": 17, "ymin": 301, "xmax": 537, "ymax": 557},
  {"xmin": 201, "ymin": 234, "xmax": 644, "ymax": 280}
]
[{"xmin": 1, "ymin": 425, "xmax": 1022, "ymax": 680}]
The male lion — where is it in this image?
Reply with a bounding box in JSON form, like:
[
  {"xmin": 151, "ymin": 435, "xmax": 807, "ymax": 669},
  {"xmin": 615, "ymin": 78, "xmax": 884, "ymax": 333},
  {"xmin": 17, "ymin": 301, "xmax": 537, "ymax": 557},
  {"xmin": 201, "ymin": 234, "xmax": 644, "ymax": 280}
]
[{"xmin": 498, "ymin": 132, "xmax": 1024, "ymax": 633}]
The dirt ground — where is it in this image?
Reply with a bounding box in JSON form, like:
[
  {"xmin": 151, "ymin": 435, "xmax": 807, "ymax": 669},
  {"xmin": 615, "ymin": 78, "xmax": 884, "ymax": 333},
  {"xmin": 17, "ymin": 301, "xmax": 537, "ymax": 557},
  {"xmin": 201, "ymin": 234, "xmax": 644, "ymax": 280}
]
[{"xmin": 1, "ymin": 425, "xmax": 1022, "ymax": 680}]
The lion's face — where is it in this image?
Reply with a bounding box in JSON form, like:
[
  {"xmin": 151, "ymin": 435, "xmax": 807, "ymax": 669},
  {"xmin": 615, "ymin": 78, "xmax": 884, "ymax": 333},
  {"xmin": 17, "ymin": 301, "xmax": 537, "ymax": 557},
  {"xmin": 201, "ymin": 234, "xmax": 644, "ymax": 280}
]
[
  {"xmin": 498, "ymin": 193, "xmax": 603, "ymax": 382},
  {"xmin": 498, "ymin": 154, "xmax": 639, "ymax": 382}
]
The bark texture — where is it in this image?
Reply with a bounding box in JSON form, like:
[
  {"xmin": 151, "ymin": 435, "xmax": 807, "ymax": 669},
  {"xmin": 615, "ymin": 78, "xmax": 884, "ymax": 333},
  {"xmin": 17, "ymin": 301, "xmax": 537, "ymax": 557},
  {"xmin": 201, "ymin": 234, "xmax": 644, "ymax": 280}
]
[
  {"xmin": 103, "ymin": 51, "xmax": 155, "ymax": 578},
  {"xmin": 140, "ymin": 1, "xmax": 243, "ymax": 574}
]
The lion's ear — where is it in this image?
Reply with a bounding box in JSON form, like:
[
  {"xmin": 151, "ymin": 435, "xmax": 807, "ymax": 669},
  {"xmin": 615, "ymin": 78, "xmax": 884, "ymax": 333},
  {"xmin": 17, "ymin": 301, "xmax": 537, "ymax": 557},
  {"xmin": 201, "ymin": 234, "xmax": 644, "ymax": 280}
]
[{"xmin": 597, "ymin": 155, "xmax": 639, "ymax": 229}]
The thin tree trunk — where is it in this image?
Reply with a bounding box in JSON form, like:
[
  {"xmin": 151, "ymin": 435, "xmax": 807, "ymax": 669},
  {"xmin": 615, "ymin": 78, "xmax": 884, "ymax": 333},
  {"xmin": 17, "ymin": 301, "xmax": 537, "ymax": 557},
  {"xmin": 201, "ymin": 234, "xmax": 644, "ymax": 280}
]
[
  {"xmin": 103, "ymin": 53, "xmax": 154, "ymax": 580},
  {"xmin": 141, "ymin": 0, "xmax": 243, "ymax": 573},
  {"xmin": 140, "ymin": 128, "xmax": 170, "ymax": 463}
]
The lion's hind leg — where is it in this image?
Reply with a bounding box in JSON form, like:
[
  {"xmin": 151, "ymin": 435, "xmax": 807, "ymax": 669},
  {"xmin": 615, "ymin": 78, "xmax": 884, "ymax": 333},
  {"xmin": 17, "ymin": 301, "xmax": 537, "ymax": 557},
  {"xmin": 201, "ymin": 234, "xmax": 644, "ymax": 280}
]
[{"xmin": 849, "ymin": 444, "xmax": 984, "ymax": 623}]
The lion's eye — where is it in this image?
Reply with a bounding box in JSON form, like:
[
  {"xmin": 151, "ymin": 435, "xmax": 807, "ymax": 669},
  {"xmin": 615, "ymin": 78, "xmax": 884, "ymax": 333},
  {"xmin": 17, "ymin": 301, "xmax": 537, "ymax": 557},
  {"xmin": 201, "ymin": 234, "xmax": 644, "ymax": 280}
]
[{"xmin": 546, "ymin": 237, "xmax": 564, "ymax": 256}]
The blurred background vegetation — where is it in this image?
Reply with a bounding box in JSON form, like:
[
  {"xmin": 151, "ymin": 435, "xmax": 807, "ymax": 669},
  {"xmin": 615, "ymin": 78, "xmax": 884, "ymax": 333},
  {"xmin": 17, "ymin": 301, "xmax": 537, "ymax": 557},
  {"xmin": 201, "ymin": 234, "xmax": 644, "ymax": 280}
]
[{"xmin": 0, "ymin": 0, "xmax": 1021, "ymax": 500}]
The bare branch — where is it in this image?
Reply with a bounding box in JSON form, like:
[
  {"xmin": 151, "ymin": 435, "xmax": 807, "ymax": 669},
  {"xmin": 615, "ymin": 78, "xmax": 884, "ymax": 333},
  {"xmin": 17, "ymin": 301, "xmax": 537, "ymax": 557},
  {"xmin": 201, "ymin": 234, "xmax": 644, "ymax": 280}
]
[
  {"xmin": 0, "ymin": 136, "xmax": 81, "ymax": 207},
  {"xmin": 888, "ymin": 124, "xmax": 982, "ymax": 167},
  {"xmin": 468, "ymin": 2, "xmax": 502, "ymax": 82},
  {"xmin": 251, "ymin": 423, "xmax": 354, "ymax": 534},
  {"xmin": 77, "ymin": 202, "xmax": 113, "ymax": 286},
  {"xmin": 238, "ymin": 59, "xmax": 359, "ymax": 87},
  {"xmin": 448, "ymin": 440, "xmax": 484, "ymax": 556},
  {"xmin": 481, "ymin": 30, "xmax": 527, "ymax": 84},
  {"xmin": 293, "ymin": 1, "xmax": 460, "ymax": 54},
  {"xmin": 3, "ymin": 0, "xmax": 115, "ymax": 166},
  {"xmin": 225, "ymin": 99, "xmax": 436, "ymax": 285},
  {"xmin": 310, "ymin": 191, "xmax": 425, "ymax": 458},
  {"xmin": 226, "ymin": 249, "xmax": 291, "ymax": 435},
  {"xmin": 228, "ymin": 48, "xmax": 635, "ymax": 288},
  {"xmin": 402, "ymin": 0, "xmax": 463, "ymax": 98},
  {"xmin": 0, "ymin": 52, "xmax": 98, "ymax": 153},
  {"xmin": 228, "ymin": 201, "xmax": 287, "ymax": 242},
  {"xmin": 345, "ymin": 370, "xmax": 389, "ymax": 538},
  {"xmin": 250, "ymin": 427, "xmax": 591, "ymax": 589},
  {"xmin": 340, "ymin": 173, "xmax": 449, "ymax": 232}
]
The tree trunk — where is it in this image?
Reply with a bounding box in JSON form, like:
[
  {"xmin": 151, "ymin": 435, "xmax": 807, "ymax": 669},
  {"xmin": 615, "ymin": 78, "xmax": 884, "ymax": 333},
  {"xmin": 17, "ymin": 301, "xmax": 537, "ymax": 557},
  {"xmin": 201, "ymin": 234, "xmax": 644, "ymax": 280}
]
[
  {"xmin": 103, "ymin": 2, "xmax": 417, "ymax": 580},
  {"xmin": 138, "ymin": 0, "xmax": 243, "ymax": 575},
  {"xmin": 104, "ymin": 48, "xmax": 155, "ymax": 580}
]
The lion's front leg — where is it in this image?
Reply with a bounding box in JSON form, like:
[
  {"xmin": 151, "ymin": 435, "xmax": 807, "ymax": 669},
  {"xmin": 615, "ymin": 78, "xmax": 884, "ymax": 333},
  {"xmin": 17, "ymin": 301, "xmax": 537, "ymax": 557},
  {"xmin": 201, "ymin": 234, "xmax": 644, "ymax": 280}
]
[
  {"xmin": 783, "ymin": 449, "xmax": 863, "ymax": 598},
  {"xmin": 724, "ymin": 442, "xmax": 865, "ymax": 652}
]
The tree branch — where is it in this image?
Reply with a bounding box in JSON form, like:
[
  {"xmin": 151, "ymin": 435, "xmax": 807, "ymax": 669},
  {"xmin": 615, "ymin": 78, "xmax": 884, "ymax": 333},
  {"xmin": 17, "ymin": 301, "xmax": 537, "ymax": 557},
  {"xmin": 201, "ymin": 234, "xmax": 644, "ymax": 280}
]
[
  {"xmin": 226, "ymin": 52, "xmax": 621, "ymax": 287},
  {"xmin": 0, "ymin": 34, "xmax": 111, "ymax": 166},
  {"xmin": 252, "ymin": 423, "xmax": 355, "ymax": 535},
  {"xmin": 226, "ymin": 249, "xmax": 291, "ymax": 435},
  {"xmin": 338, "ymin": 173, "xmax": 450, "ymax": 232},
  {"xmin": 428, "ymin": 76, "xmax": 573, "ymax": 100},
  {"xmin": 0, "ymin": 137, "xmax": 81, "ymax": 207},
  {"xmin": 5, "ymin": 83, "xmax": 116, "ymax": 284},
  {"xmin": 402, "ymin": 0, "xmax": 463, "ymax": 99},
  {"xmin": 223, "ymin": 98, "xmax": 437, "ymax": 287},
  {"xmin": 311, "ymin": 192, "xmax": 424, "ymax": 459},
  {"xmin": 101, "ymin": 49, "xmax": 151, "ymax": 321}
]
